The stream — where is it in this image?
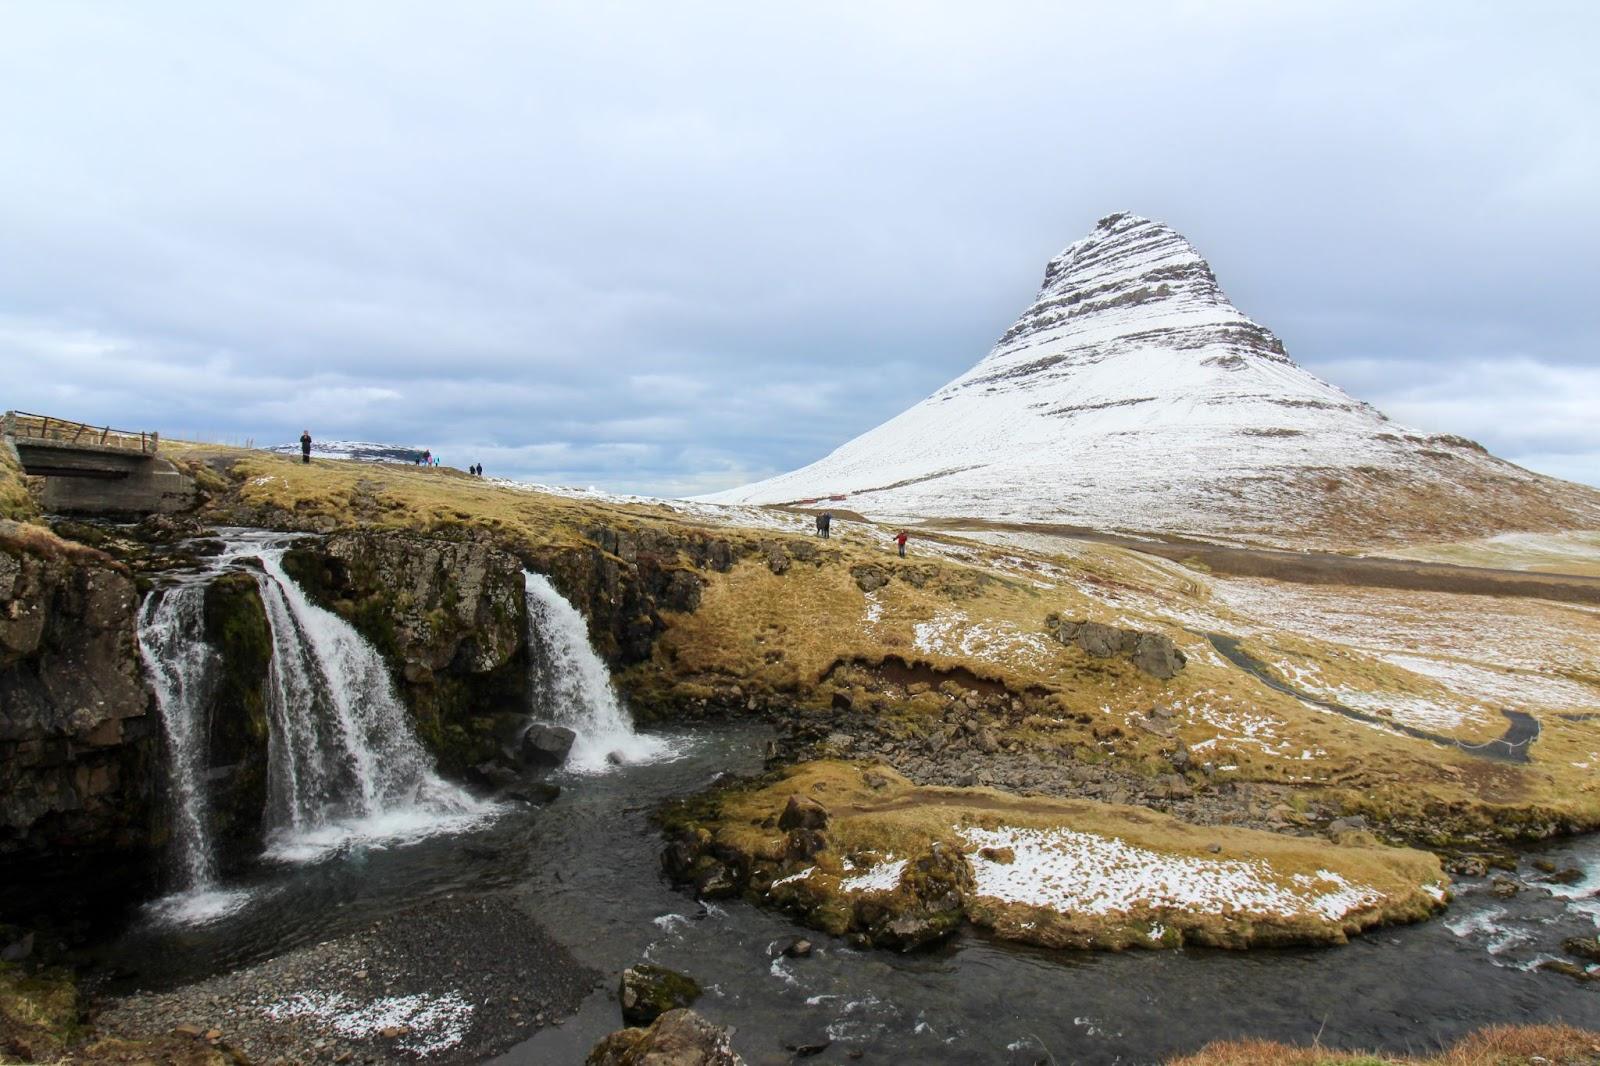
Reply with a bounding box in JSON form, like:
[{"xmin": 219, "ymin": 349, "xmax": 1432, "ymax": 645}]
[{"xmin": 96, "ymin": 721, "xmax": 1597, "ymax": 1063}]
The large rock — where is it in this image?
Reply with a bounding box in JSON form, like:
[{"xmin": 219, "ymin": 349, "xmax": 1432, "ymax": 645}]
[
  {"xmin": 618, "ymin": 964, "xmax": 702, "ymax": 1026},
  {"xmin": 777, "ymin": 794, "xmax": 830, "ymax": 832},
  {"xmin": 1129, "ymin": 632, "xmax": 1187, "ymax": 680},
  {"xmin": 854, "ymin": 842, "xmax": 973, "ymax": 951},
  {"xmin": 0, "ymin": 521, "xmax": 158, "ymax": 914},
  {"xmin": 520, "ymin": 724, "xmax": 576, "ymax": 768},
  {"xmin": 587, "ymin": 1008, "xmax": 743, "ymax": 1066},
  {"xmin": 1045, "ymin": 614, "xmax": 1186, "ymax": 679}
]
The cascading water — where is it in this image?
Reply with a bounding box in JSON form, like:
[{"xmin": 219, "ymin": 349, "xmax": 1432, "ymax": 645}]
[
  {"xmin": 251, "ymin": 543, "xmax": 489, "ymax": 860},
  {"xmin": 137, "ymin": 579, "xmax": 251, "ymax": 923},
  {"xmin": 523, "ymin": 571, "xmax": 671, "ymax": 772},
  {"xmin": 138, "ymin": 584, "xmax": 220, "ymax": 887}
]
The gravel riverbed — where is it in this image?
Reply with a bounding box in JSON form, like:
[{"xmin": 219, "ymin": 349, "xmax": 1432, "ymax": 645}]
[{"xmin": 96, "ymin": 892, "xmax": 599, "ymax": 1065}]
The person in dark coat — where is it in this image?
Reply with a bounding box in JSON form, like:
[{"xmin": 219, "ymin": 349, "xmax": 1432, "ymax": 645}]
[
  {"xmin": 895, "ymin": 530, "xmax": 908, "ymax": 557},
  {"xmin": 819, "ymin": 511, "xmax": 832, "ymax": 539},
  {"xmin": 299, "ymin": 430, "xmax": 312, "ymax": 464}
]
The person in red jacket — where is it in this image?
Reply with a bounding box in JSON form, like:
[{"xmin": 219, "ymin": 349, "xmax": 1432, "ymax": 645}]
[{"xmin": 895, "ymin": 530, "xmax": 908, "ymax": 557}]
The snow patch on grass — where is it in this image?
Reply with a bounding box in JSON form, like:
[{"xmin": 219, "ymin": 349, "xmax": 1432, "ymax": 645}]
[
  {"xmin": 840, "ymin": 858, "xmax": 906, "ymax": 894},
  {"xmin": 962, "ymin": 826, "xmax": 1381, "ymax": 922}
]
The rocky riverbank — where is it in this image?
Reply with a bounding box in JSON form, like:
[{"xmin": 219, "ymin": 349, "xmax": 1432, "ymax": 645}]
[{"xmin": 95, "ymin": 893, "xmax": 597, "ymax": 1065}]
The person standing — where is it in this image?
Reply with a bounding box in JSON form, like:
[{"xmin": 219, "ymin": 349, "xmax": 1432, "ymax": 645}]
[
  {"xmin": 299, "ymin": 429, "xmax": 312, "ymax": 464},
  {"xmin": 896, "ymin": 530, "xmax": 908, "ymax": 557},
  {"xmin": 820, "ymin": 511, "xmax": 832, "ymax": 539}
]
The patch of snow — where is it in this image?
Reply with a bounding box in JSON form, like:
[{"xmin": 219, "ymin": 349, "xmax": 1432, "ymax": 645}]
[
  {"xmin": 840, "ymin": 858, "xmax": 907, "ymax": 894},
  {"xmin": 260, "ymin": 990, "xmax": 473, "ymax": 1055},
  {"xmin": 963, "ymin": 826, "xmax": 1382, "ymax": 922},
  {"xmin": 770, "ymin": 866, "xmax": 816, "ymax": 889}
]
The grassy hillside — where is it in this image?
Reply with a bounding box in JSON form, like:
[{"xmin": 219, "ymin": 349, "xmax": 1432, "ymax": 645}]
[{"xmin": 162, "ymin": 444, "xmax": 1600, "ymax": 847}]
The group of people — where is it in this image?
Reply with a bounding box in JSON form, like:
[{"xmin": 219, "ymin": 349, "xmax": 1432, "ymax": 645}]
[
  {"xmin": 812, "ymin": 509, "xmax": 911, "ymax": 556},
  {"xmin": 468, "ymin": 464, "xmax": 485, "ymax": 476},
  {"xmin": 415, "ymin": 449, "xmax": 438, "ymax": 467}
]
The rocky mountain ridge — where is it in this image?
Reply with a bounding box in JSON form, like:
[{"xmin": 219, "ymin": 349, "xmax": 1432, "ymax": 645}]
[{"xmin": 707, "ymin": 212, "xmax": 1600, "ymax": 549}]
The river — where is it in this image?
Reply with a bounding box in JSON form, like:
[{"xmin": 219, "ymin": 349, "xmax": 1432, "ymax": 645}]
[{"xmin": 96, "ymin": 720, "xmax": 1597, "ymax": 1064}]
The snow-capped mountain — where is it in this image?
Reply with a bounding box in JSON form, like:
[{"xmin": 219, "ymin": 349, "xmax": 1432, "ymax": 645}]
[
  {"xmin": 269, "ymin": 440, "xmax": 426, "ymax": 464},
  {"xmin": 705, "ymin": 212, "xmax": 1600, "ymax": 548}
]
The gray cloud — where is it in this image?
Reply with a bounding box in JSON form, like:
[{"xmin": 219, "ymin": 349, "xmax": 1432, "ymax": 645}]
[{"xmin": 2, "ymin": 1, "xmax": 1596, "ymax": 494}]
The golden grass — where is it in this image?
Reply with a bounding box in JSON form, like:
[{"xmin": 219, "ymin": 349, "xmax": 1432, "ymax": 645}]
[
  {"xmin": 1168, "ymin": 1024, "xmax": 1600, "ymax": 1066},
  {"xmin": 0, "ymin": 442, "xmax": 39, "ymax": 523}
]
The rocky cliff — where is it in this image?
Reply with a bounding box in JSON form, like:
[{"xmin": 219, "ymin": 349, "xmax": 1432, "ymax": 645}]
[
  {"xmin": 705, "ymin": 212, "xmax": 1600, "ymax": 549},
  {"xmin": 0, "ymin": 521, "xmax": 157, "ymax": 913},
  {"xmin": 280, "ymin": 531, "xmax": 530, "ymax": 776}
]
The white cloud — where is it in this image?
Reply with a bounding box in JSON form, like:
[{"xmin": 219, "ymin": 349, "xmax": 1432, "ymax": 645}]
[{"xmin": 0, "ymin": 2, "xmax": 1595, "ymax": 498}]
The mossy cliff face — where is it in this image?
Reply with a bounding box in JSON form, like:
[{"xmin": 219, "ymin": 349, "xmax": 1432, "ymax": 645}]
[
  {"xmin": 200, "ymin": 570, "xmax": 272, "ymax": 870},
  {"xmin": 528, "ymin": 523, "xmax": 728, "ymax": 667},
  {"xmin": 280, "ymin": 531, "xmax": 528, "ymax": 775},
  {"xmin": 0, "ymin": 521, "xmax": 157, "ymax": 914}
]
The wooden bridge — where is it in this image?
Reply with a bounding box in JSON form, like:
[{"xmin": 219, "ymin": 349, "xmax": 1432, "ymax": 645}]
[{"xmin": 3, "ymin": 410, "xmax": 194, "ymax": 514}]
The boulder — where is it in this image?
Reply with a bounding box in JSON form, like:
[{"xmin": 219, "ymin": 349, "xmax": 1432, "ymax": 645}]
[
  {"xmin": 618, "ymin": 965, "xmax": 702, "ymax": 1027},
  {"xmin": 1075, "ymin": 621, "xmax": 1132, "ymax": 658},
  {"xmin": 521, "ymin": 724, "xmax": 577, "ymax": 768},
  {"xmin": 1129, "ymin": 633, "xmax": 1187, "ymax": 680},
  {"xmin": 849, "ymin": 565, "xmax": 890, "ymax": 593},
  {"xmin": 1563, "ymin": 935, "xmax": 1600, "ymax": 963},
  {"xmin": 777, "ymin": 795, "xmax": 830, "ymax": 832},
  {"xmin": 1043, "ymin": 613, "xmax": 1186, "ymax": 679},
  {"xmin": 586, "ymin": 1008, "xmax": 744, "ymax": 1066}
]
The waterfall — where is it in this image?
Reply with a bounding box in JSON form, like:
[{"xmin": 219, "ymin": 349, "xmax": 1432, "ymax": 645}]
[
  {"xmin": 523, "ymin": 571, "xmax": 670, "ymax": 773},
  {"xmin": 137, "ymin": 579, "xmax": 253, "ymax": 924},
  {"xmin": 251, "ymin": 544, "xmax": 488, "ymax": 860},
  {"xmin": 137, "ymin": 584, "xmax": 221, "ymax": 890}
]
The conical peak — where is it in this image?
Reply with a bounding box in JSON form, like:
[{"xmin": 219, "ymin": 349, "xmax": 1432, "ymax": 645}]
[
  {"xmin": 991, "ymin": 211, "xmax": 1281, "ymax": 363},
  {"xmin": 1041, "ymin": 212, "xmax": 1217, "ymax": 298}
]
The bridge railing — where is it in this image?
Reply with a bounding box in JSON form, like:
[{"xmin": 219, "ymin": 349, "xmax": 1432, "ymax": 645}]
[{"xmin": 3, "ymin": 411, "xmax": 159, "ymax": 454}]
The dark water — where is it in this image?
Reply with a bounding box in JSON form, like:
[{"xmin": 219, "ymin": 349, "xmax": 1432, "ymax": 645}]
[{"xmin": 101, "ymin": 723, "xmax": 1598, "ymax": 1063}]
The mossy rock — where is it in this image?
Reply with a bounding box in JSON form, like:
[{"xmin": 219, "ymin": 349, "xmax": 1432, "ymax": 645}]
[
  {"xmin": 618, "ymin": 964, "xmax": 701, "ymax": 1026},
  {"xmin": 202, "ymin": 571, "xmax": 273, "ymax": 869},
  {"xmin": 0, "ymin": 962, "xmax": 80, "ymax": 1061}
]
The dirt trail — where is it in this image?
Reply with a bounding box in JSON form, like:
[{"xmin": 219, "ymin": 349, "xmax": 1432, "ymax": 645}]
[
  {"xmin": 1202, "ymin": 632, "xmax": 1538, "ymax": 763},
  {"xmin": 922, "ymin": 518, "xmax": 1600, "ymax": 605}
]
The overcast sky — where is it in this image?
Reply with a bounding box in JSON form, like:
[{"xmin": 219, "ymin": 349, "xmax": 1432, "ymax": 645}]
[{"xmin": 3, "ymin": 2, "xmax": 1597, "ymax": 494}]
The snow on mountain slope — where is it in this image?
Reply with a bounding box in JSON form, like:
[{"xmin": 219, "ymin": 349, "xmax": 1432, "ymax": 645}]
[
  {"xmin": 269, "ymin": 440, "xmax": 426, "ymax": 464},
  {"xmin": 704, "ymin": 212, "xmax": 1600, "ymax": 549}
]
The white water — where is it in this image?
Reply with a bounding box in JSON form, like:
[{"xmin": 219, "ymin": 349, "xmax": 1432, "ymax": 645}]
[
  {"xmin": 251, "ymin": 543, "xmax": 491, "ymax": 861},
  {"xmin": 136, "ymin": 580, "xmax": 252, "ymax": 924},
  {"xmin": 523, "ymin": 571, "xmax": 671, "ymax": 773}
]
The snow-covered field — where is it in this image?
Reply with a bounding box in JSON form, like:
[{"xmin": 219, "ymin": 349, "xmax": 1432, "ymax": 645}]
[{"xmin": 1210, "ymin": 578, "xmax": 1600, "ymax": 713}]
